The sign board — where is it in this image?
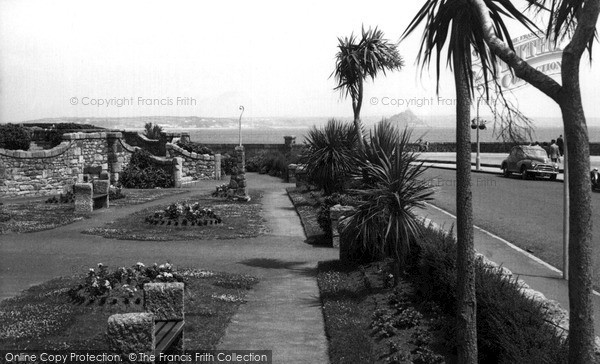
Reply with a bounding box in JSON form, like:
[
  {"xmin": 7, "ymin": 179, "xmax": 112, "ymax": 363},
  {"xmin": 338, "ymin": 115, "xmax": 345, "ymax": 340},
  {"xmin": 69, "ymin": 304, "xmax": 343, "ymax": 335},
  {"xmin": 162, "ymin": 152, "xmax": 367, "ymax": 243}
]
[{"xmin": 473, "ymin": 31, "xmax": 567, "ymax": 90}]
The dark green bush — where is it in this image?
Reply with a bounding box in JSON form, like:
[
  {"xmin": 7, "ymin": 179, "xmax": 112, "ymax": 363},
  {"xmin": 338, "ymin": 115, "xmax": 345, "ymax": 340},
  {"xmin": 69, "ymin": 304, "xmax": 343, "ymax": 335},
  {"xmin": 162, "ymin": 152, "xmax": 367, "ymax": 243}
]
[
  {"xmin": 221, "ymin": 154, "xmax": 236, "ymax": 175},
  {"xmin": 0, "ymin": 124, "xmax": 31, "ymax": 150},
  {"xmin": 143, "ymin": 122, "xmax": 163, "ymax": 140},
  {"xmin": 120, "ymin": 150, "xmax": 173, "ymax": 189},
  {"xmin": 176, "ymin": 140, "xmax": 213, "ymax": 155},
  {"xmin": 413, "ymin": 223, "xmax": 569, "ymax": 363}
]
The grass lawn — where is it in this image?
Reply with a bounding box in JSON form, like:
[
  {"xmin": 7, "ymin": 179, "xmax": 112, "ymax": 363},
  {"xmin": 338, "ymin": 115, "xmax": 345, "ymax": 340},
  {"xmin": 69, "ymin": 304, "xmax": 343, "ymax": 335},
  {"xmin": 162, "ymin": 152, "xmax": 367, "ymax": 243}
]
[
  {"xmin": 0, "ymin": 188, "xmax": 188, "ymax": 234},
  {"xmin": 0, "ymin": 265, "xmax": 259, "ymax": 350},
  {"xmin": 83, "ymin": 192, "xmax": 268, "ymax": 240}
]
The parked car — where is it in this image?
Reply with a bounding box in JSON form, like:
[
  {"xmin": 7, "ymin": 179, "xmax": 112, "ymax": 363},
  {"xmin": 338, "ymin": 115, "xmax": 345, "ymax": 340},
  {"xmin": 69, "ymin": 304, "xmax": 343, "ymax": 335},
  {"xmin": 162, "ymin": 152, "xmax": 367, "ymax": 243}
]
[
  {"xmin": 501, "ymin": 145, "xmax": 559, "ymax": 180},
  {"xmin": 592, "ymin": 168, "xmax": 600, "ymax": 191}
]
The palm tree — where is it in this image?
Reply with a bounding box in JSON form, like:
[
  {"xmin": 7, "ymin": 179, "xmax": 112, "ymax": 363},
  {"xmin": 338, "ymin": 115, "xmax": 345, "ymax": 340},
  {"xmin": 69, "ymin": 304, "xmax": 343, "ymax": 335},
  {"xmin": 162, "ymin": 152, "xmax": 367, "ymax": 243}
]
[
  {"xmin": 344, "ymin": 120, "xmax": 434, "ymax": 269},
  {"xmin": 402, "ymin": 2, "xmax": 535, "ymax": 362},
  {"xmin": 471, "ymin": 0, "xmax": 600, "ymax": 361},
  {"xmin": 332, "ymin": 26, "xmax": 404, "ymax": 150},
  {"xmin": 303, "ymin": 119, "xmax": 360, "ymax": 194}
]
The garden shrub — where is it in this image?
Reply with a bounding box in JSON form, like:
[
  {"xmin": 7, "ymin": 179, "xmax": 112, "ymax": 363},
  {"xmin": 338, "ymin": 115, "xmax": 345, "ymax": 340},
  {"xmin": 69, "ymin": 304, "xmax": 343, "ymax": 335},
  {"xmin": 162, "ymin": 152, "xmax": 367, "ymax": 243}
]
[
  {"xmin": 176, "ymin": 140, "xmax": 213, "ymax": 155},
  {"xmin": 412, "ymin": 223, "xmax": 569, "ymax": 363},
  {"xmin": 120, "ymin": 150, "xmax": 173, "ymax": 189},
  {"xmin": 247, "ymin": 150, "xmax": 300, "ymax": 179},
  {"xmin": 0, "ymin": 124, "xmax": 31, "ymax": 150},
  {"xmin": 221, "ymin": 154, "xmax": 236, "ymax": 175},
  {"xmin": 144, "ymin": 122, "xmax": 163, "ymax": 140}
]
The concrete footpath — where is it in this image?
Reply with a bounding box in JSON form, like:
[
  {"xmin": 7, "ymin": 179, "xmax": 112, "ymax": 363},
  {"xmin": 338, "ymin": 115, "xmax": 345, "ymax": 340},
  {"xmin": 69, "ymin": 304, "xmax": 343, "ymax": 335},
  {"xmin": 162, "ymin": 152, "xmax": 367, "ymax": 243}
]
[{"xmin": 417, "ymin": 154, "xmax": 600, "ymax": 336}]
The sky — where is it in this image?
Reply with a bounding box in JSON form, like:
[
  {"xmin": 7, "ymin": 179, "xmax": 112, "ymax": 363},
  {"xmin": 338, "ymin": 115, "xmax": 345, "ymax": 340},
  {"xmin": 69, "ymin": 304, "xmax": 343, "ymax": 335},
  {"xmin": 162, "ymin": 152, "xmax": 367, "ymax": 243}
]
[{"xmin": 1, "ymin": 0, "xmax": 600, "ymax": 126}]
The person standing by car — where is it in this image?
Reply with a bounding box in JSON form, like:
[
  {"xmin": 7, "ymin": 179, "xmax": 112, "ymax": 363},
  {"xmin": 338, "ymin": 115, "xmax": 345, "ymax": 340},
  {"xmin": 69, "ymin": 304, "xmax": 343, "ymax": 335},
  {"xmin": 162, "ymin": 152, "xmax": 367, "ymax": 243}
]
[
  {"xmin": 549, "ymin": 140, "xmax": 561, "ymax": 162},
  {"xmin": 557, "ymin": 135, "xmax": 564, "ymax": 156}
]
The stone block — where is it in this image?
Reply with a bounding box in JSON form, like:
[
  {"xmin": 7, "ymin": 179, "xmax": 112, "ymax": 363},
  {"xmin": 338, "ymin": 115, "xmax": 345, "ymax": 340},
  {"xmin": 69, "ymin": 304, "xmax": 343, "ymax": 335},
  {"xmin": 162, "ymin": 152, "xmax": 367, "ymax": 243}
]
[
  {"xmin": 74, "ymin": 183, "xmax": 93, "ymax": 213},
  {"xmin": 143, "ymin": 282, "xmax": 185, "ymax": 321}
]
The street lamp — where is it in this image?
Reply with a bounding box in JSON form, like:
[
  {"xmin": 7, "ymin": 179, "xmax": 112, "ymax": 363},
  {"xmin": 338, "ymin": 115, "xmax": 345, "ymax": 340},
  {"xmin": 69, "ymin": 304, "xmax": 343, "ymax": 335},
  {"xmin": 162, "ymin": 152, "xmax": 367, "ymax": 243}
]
[
  {"xmin": 471, "ymin": 116, "xmax": 487, "ymax": 171},
  {"xmin": 238, "ymin": 105, "xmax": 245, "ymax": 146}
]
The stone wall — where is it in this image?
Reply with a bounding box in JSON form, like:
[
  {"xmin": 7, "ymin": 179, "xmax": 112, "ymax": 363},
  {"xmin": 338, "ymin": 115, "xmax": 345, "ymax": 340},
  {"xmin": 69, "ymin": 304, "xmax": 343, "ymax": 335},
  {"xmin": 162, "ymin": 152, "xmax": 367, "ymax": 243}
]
[
  {"xmin": 0, "ymin": 132, "xmax": 115, "ymax": 197},
  {"xmin": 166, "ymin": 143, "xmax": 219, "ymax": 181},
  {"xmin": 203, "ymin": 135, "xmax": 298, "ymax": 159},
  {"xmin": 0, "ymin": 132, "xmax": 221, "ymax": 198}
]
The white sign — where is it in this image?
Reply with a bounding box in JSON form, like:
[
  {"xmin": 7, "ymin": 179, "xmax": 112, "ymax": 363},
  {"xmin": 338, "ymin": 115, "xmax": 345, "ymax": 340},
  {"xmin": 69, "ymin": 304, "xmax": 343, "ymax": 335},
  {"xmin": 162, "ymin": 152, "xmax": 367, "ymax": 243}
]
[{"xmin": 474, "ymin": 31, "xmax": 567, "ymax": 90}]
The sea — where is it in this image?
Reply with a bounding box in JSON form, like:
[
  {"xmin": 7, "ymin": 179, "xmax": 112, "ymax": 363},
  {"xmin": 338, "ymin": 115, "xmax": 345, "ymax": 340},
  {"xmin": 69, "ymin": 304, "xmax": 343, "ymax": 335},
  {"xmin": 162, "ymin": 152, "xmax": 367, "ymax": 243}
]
[{"xmin": 173, "ymin": 126, "xmax": 600, "ymax": 145}]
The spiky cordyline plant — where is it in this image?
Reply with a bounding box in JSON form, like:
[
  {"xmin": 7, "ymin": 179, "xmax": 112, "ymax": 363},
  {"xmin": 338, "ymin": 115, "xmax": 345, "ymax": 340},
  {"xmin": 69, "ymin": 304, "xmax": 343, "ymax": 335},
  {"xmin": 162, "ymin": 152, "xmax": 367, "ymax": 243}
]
[
  {"xmin": 332, "ymin": 26, "xmax": 404, "ymax": 149},
  {"xmin": 302, "ymin": 119, "xmax": 360, "ymax": 194},
  {"xmin": 342, "ymin": 120, "xmax": 433, "ymax": 264}
]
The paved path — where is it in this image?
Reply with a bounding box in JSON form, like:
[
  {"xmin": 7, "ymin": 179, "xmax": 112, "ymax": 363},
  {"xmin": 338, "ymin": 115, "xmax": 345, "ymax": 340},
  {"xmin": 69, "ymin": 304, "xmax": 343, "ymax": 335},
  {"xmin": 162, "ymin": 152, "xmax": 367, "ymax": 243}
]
[{"xmin": 0, "ymin": 173, "xmax": 333, "ymax": 363}]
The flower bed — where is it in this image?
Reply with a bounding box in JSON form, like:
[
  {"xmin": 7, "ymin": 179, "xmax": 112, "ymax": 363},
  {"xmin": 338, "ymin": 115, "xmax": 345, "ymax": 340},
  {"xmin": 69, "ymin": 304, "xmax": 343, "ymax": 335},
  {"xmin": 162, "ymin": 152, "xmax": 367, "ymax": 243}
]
[
  {"xmin": 68, "ymin": 262, "xmax": 183, "ymax": 304},
  {"xmin": 145, "ymin": 202, "xmax": 222, "ymax": 227}
]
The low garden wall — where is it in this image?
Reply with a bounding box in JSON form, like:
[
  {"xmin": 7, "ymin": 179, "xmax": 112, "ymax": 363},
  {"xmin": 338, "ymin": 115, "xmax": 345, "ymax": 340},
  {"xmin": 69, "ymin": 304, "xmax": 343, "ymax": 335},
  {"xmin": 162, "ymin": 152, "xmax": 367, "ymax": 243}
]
[
  {"xmin": 166, "ymin": 143, "xmax": 220, "ymax": 181},
  {"xmin": 0, "ymin": 132, "xmax": 220, "ymax": 198},
  {"xmin": 203, "ymin": 136, "xmax": 298, "ymax": 158}
]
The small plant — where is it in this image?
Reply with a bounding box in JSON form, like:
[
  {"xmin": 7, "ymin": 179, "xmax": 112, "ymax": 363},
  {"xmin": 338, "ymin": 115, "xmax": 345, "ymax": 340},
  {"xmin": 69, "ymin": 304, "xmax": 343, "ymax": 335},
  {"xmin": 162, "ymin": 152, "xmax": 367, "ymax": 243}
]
[
  {"xmin": 394, "ymin": 306, "xmax": 423, "ymax": 329},
  {"xmin": 109, "ymin": 185, "xmax": 125, "ymax": 200},
  {"xmin": 143, "ymin": 122, "xmax": 163, "ymax": 140},
  {"xmin": 146, "ymin": 202, "xmax": 222, "ymax": 226},
  {"xmin": 45, "ymin": 191, "xmax": 75, "ymax": 204},
  {"xmin": 371, "ymin": 308, "xmax": 396, "ymax": 338},
  {"xmin": 212, "ymin": 183, "xmax": 230, "ymax": 198},
  {"xmin": 411, "ymin": 347, "xmax": 444, "ymax": 364}
]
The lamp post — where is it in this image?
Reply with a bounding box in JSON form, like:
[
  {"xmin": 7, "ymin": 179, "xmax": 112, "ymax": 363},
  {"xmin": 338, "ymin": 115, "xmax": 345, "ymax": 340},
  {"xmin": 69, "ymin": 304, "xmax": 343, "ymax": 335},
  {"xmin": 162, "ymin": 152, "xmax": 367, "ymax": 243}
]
[
  {"xmin": 238, "ymin": 105, "xmax": 244, "ymax": 146},
  {"xmin": 471, "ymin": 95, "xmax": 487, "ymax": 170}
]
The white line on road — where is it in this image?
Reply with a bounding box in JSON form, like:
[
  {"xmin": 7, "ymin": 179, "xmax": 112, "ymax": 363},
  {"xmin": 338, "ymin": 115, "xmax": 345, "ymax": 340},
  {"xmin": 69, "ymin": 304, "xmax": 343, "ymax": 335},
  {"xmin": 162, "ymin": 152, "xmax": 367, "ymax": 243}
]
[{"xmin": 422, "ymin": 202, "xmax": 600, "ymax": 297}]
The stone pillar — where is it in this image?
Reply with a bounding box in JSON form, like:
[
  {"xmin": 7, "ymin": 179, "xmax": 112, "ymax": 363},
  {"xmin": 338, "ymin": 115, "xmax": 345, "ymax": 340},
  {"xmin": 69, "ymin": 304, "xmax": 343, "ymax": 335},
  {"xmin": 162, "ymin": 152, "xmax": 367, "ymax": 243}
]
[
  {"xmin": 330, "ymin": 204, "xmax": 356, "ymax": 261},
  {"xmin": 227, "ymin": 146, "xmax": 250, "ymax": 201},
  {"xmin": 173, "ymin": 157, "xmax": 183, "ymax": 188},
  {"xmin": 74, "ymin": 183, "xmax": 93, "ymax": 213},
  {"xmin": 295, "ymin": 165, "xmax": 308, "ymax": 190},
  {"xmin": 283, "ymin": 135, "xmax": 296, "ymax": 154},
  {"xmin": 107, "ymin": 313, "xmax": 155, "ymax": 363},
  {"xmin": 143, "ymin": 282, "xmax": 185, "ymax": 321},
  {"xmin": 287, "ymin": 164, "xmax": 297, "ymax": 183},
  {"xmin": 106, "ymin": 133, "xmax": 122, "ymax": 184},
  {"xmin": 214, "ymin": 154, "xmax": 222, "ymax": 180}
]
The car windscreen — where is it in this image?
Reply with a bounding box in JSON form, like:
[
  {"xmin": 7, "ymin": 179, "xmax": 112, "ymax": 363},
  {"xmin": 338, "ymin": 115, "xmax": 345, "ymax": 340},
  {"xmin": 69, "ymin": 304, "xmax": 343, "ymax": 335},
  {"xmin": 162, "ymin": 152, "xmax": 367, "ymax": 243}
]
[{"xmin": 523, "ymin": 149, "xmax": 547, "ymax": 159}]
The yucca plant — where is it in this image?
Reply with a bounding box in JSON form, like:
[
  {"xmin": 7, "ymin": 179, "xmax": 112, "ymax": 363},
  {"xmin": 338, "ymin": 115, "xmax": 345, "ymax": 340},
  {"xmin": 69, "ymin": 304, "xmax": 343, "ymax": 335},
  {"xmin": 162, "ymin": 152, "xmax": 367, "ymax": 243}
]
[
  {"xmin": 302, "ymin": 119, "xmax": 360, "ymax": 194},
  {"xmin": 342, "ymin": 121, "xmax": 433, "ymax": 266}
]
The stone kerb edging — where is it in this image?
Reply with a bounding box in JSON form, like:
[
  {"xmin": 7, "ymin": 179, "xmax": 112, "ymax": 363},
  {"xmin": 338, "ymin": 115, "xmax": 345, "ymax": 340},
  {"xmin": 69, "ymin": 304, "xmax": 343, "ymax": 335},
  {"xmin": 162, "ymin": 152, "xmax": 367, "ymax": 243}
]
[
  {"xmin": 418, "ymin": 217, "xmax": 600, "ymax": 352},
  {"xmin": 0, "ymin": 141, "xmax": 73, "ymax": 159},
  {"xmin": 166, "ymin": 143, "xmax": 215, "ymax": 161}
]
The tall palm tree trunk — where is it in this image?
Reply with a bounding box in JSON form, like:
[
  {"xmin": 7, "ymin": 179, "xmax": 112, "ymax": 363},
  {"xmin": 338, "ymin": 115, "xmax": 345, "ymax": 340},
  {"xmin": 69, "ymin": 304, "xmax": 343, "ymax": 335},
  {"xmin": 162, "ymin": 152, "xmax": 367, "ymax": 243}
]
[
  {"xmin": 353, "ymin": 78, "xmax": 365, "ymax": 150},
  {"xmin": 561, "ymin": 46, "xmax": 595, "ymax": 363},
  {"xmin": 454, "ymin": 54, "xmax": 477, "ymax": 364}
]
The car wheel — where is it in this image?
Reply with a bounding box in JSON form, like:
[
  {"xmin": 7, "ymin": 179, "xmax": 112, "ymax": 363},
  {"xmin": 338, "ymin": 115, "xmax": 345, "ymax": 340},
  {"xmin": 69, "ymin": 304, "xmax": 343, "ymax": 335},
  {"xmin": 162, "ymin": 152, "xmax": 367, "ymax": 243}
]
[
  {"xmin": 502, "ymin": 166, "xmax": 510, "ymax": 178},
  {"xmin": 521, "ymin": 167, "xmax": 529, "ymax": 180}
]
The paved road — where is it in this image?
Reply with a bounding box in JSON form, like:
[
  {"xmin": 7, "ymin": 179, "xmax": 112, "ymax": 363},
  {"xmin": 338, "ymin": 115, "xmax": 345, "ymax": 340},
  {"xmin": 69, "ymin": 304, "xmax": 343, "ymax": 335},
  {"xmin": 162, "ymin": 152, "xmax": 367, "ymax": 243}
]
[{"xmin": 421, "ymin": 168, "xmax": 600, "ymax": 284}]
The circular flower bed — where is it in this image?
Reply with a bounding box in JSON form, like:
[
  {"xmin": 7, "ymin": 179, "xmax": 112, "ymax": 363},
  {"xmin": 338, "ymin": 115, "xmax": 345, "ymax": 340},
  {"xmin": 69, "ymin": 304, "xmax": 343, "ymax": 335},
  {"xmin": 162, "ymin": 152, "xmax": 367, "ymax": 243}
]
[{"xmin": 145, "ymin": 202, "xmax": 222, "ymax": 227}]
